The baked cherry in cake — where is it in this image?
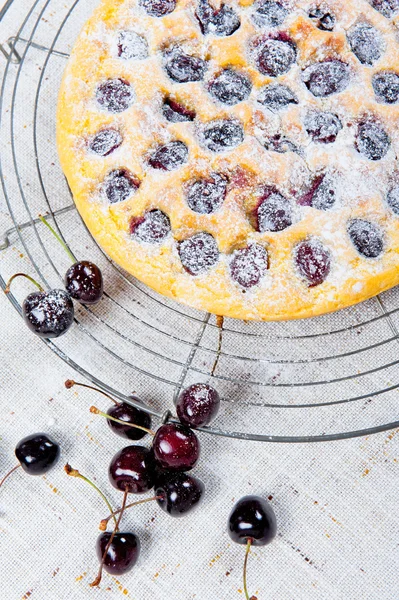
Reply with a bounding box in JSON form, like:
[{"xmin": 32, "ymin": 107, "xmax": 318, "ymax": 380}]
[
  {"xmin": 117, "ymin": 30, "xmax": 148, "ymax": 60},
  {"xmin": 89, "ymin": 129, "xmax": 122, "ymax": 156},
  {"xmin": 196, "ymin": 0, "xmax": 240, "ymax": 36},
  {"xmin": 254, "ymin": 35, "xmax": 297, "ymax": 77},
  {"xmin": 355, "ymin": 120, "xmax": 390, "ymax": 161},
  {"xmin": 295, "ymin": 239, "xmax": 331, "ymax": 287},
  {"xmin": 256, "ymin": 190, "xmax": 293, "ymax": 232},
  {"xmin": 252, "ymin": 0, "xmax": 288, "ymax": 28},
  {"xmin": 372, "ymin": 72, "xmax": 399, "ymax": 104},
  {"xmin": 148, "ymin": 141, "xmax": 188, "ymax": 170},
  {"xmin": 186, "ymin": 173, "xmax": 227, "ymax": 214},
  {"xmin": 347, "ymin": 219, "xmax": 384, "ymax": 258},
  {"xmin": 230, "ymin": 244, "xmax": 269, "ymax": 289},
  {"xmin": 178, "ymin": 232, "xmax": 219, "ymax": 275},
  {"xmin": 302, "ymin": 60, "xmax": 350, "ymax": 97},
  {"xmin": 140, "ymin": 0, "xmax": 176, "ymax": 17},
  {"xmin": 96, "ymin": 78, "xmax": 134, "ymax": 113},
  {"xmin": 308, "ymin": 6, "xmax": 335, "ymax": 30},
  {"xmin": 162, "ymin": 98, "xmax": 196, "ymax": 122},
  {"xmin": 103, "ymin": 169, "xmax": 140, "ymax": 203},
  {"xmin": 208, "ymin": 69, "xmax": 252, "ymax": 105},
  {"xmin": 347, "ymin": 22, "xmax": 383, "ymax": 66},
  {"xmin": 164, "ymin": 47, "xmax": 207, "ymax": 82},
  {"xmin": 257, "ymin": 83, "xmax": 298, "ymax": 111},
  {"xmin": 304, "ymin": 111, "xmax": 342, "ymax": 144}
]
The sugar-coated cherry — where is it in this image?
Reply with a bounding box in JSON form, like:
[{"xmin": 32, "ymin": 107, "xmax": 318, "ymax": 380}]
[
  {"xmin": 186, "ymin": 173, "xmax": 227, "ymax": 214},
  {"xmin": 208, "ymin": 69, "xmax": 252, "ymax": 105},
  {"xmin": 96, "ymin": 532, "xmax": 140, "ymax": 575},
  {"xmin": 164, "ymin": 47, "xmax": 207, "ymax": 82},
  {"xmin": 355, "ymin": 121, "xmax": 390, "ymax": 161},
  {"xmin": 176, "ymin": 383, "xmax": 220, "ymax": 427},
  {"xmin": 295, "ymin": 239, "xmax": 331, "ymax": 286},
  {"xmin": 369, "ymin": 0, "xmax": 399, "ymax": 19},
  {"xmin": 347, "ymin": 219, "xmax": 384, "ymax": 258},
  {"xmin": 89, "ymin": 129, "xmax": 122, "ymax": 156},
  {"xmin": 117, "ymin": 31, "xmax": 148, "ymax": 60},
  {"xmin": 196, "ymin": 0, "xmax": 241, "ymax": 37},
  {"xmin": 109, "ymin": 445, "xmax": 155, "ymax": 493},
  {"xmin": 64, "ymin": 261, "xmax": 103, "ymax": 305},
  {"xmin": 309, "ymin": 6, "xmax": 335, "ymax": 30},
  {"xmin": 230, "ymin": 244, "xmax": 269, "ymax": 289},
  {"xmin": 155, "ymin": 472, "xmax": 205, "ymax": 516},
  {"xmin": 304, "ymin": 111, "xmax": 342, "ymax": 143},
  {"xmin": 103, "ymin": 168, "xmax": 140, "ymax": 203},
  {"xmin": 255, "ymin": 36, "xmax": 297, "ymax": 77},
  {"xmin": 130, "ymin": 210, "xmax": 171, "ymax": 243},
  {"xmin": 201, "ymin": 119, "xmax": 244, "ymax": 152},
  {"xmin": 15, "ymin": 433, "xmax": 60, "ymax": 475},
  {"xmin": 386, "ymin": 184, "xmax": 399, "ymax": 215},
  {"xmin": 152, "ymin": 423, "xmax": 200, "ymax": 472},
  {"xmin": 228, "ymin": 495, "xmax": 277, "ymax": 546},
  {"xmin": 257, "ymin": 83, "xmax": 298, "ymax": 111},
  {"xmin": 140, "ymin": 0, "xmax": 176, "ymax": 17},
  {"xmin": 347, "ymin": 22, "xmax": 383, "ymax": 66},
  {"xmin": 162, "ymin": 98, "xmax": 196, "ymax": 122},
  {"xmin": 148, "ymin": 141, "xmax": 188, "ymax": 170},
  {"xmin": 302, "ymin": 59, "xmax": 350, "ymax": 97},
  {"xmin": 252, "ymin": 0, "xmax": 288, "ymax": 28},
  {"xmin": 256, "ymin": 190, "xmax": 293, "ymax": 232},
  {"xmin": 178, "ymin": 232, "xmax": 219, "ymax": 275},
  {"xmin": 107, "ymin": 400, "xmax": 152, "ymax": 441},
  {"xmin": 23, "ymin": 289, "xmax": 74, "ymax": 338},
  {"xmin": 372, "ymin": 71, "xmax": 399, "ymax": 104},
  {"xmin": 96, "ymin": 78, "xmax": 135, "ymax": 113}
]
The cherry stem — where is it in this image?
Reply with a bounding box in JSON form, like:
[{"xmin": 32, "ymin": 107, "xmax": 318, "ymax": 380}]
[
  {"xmin": 39, "ymin": 214, "xmax": 76, "ymax": 263},
  {"xmin": 0, "ymin": 464, "xmax": 21, "ymax": 490},
  {"xmin": 4, "ymin": 273, "xmax": 44, "ymax": 294},
  {"xmin": 243, "ymin": 538, "xmax": 254, "ymax": 600},
  {"xmin": 65, "ymin": 379, "xmax": 119, "ymax": 406},
  {"xmin": 99, "ymin": 495, "xmax": 163, "ymax": 531},
  {"xmin": 90, "ymin": 486, "xmax": 129, "ymax": 587},
  {"xmin": 211, "ymin": 315, "xmax": 224, "ymax": 376},
  {"xmin": 64, "ymin": 464, "xmax": 117, "ymax": 528},
  {"xmin": 90, "ymin": 405, "xmax": 155, "ymax": 437}
]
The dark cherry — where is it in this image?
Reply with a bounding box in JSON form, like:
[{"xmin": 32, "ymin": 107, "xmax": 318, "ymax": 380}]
[
  {"xmin": 155, "ymin": 472, "xmax": 205, "ymax": 516},
  {"xmin": 347, "ymin": 219, "xmax": 384, "ymax": 258},
  {"xmin": 201, "ymin": 119, "xmax": 244, "ymax": 152},
  {"xmin": 178, "ymin": 232, "xmax": 219, "ymax": 275},
  {"xmin": 89, "ymin": 129, "xmax": 123, "ymax": 156},
  {"xmin": 386, "ymin": 184, "xmax": 399, "ymax": 215},
  {"xmin": 186, "ymin": 173, "xmax": 227, "ymax": 214},
  {"xmin": 355, "ymin": 121, "xmax": 390, "ymax": 161},
  {"xmin": 372, "ymin": 71, "xmax": 399, "ymax": 104},
  {"xmin": 15, "ymin": 433, "xmax": 60, "ymax": 475},
  {"xmin": 130, "ymin": 210, "xmax": 171, "ymax": 243},
  {"xmin": 230, "ymin": 244, "xmax": 269, "ymax": 289},
  {"xmin": 257, "ymin": 83, "xmax": 298, "ymax": 111},
  {"xmin": 295, "ymin": 239, "xmax": 331, "ymax": 286},
  {"xmin": 369, "ymin": 0, "xmax": 399, "ymax": 18},
  {"xmin": 176, "ymin": 383, "xmax": 220, "ymax": 427},
  {"xmin": 302, "ymin": 59, "xmax": 350, "ymax": 97},
  {"xmin": 23, "ymin": 289, "xmax": 74, "ymax": 338},
  {"xmin": 298, "ymin": 173, "xmax": 336, "ymax": 210},
  {"xmin": 164, "ymin": 47, "xmax": 207, "ymax": 83},
  {"xmin": 96, "ymin": 532, "xmax": 140, "ymax": 575},
  {"xmin": 308, "ymin": 6, "xmax": 336, "ymax": 30},
  {"xmin": 228, "ymin": 495, "xmax": 277, "ymax": 546},
  {"xmin": 252, "ymin": 0, "xmax": 288, "ymax": 28},
  {"xmin": 256, "ymin": 190, "xmax": 293, "ymax": 232},
  {"xmin": 148, "ymin": 141, "xmax": 188, "ymax": 170},
  {"xmin": 304, "ymin": 111, "xmax": 342, "ymax": 143},
  {"xmin": 195, "ymin": 0, "xmax": 241, "ymax": 37},
  {"xmin": 347, "ymin": 22, "xmax": 382, "ymax": 66},
  {"xmin": 162, "ymin": 98, "xmax": 196, "ymax": 122},
  {"xmin": 255, "ymin": 36, "xmax": 297, "ymax": 77},
  {"xmin": 208, "ymin": 69, "xmax": 252, "ymax": 105},
  {"xmin": 140, "ymin": 0, "xmax": 176, "ymax": 17},
  {"xmin": 117, "ymin": 31, "xmax": 148, "ymax": 60},
  {"xmin": 109, "ymin": 445, "xmax": 155, "ymax": 493},
  {"xmin": 96, "ymin": 78, "xmax": 135, "ymax": 113},
  {"xmin": 152, "ymin": 423, "xmax": 200, "ymax": 472},
  {"xmin": 103, "ymin": 169, "xmax": 140, "ymax": 203},
  {"xmin": 107, "ymin": 399, "xmax": 152, "ymax": 441},
  {"xmin": 64, "ymin": 261, "xmax": 103, "ymax": 305},
  {"xmin": 263, "ymin": 134, "xmax": 299, "ymax": 154}
]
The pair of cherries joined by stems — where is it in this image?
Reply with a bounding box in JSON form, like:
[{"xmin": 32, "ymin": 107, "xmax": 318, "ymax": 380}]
[{"xmin": 4, "ymin": 215, "xmax": 103, "ymax": 338}]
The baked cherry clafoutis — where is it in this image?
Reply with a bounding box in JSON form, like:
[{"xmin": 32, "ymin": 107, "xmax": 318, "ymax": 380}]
[{"xmin": 57, "ymin": 0, "xmax": 399, "ymax": 321}]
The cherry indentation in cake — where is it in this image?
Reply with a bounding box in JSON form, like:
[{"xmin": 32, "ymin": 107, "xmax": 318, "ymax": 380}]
[
  {"xmin": 117, "ymin": 31, "xmax": 149, "ymax": 60},
  {"xmin": 230, "ymin": 244, "xmax": 269, "ymax": 289},
  {"xmin": 208, "ymin": 69, "xmax": 252, "ymax": 106},
  {"xmin": 201, "ymin": 119, "xmax": 244, "ymax": 152},
  {"xmin": 96, "ymin": 78, "xmax": 135, "ymax": 113},
  {"xmin": 256, "ymin": 189, "xmax": 293, "ymax": 232},
  {"xmin": 369, "ymin": 0, "xmax": 399, "ymax": 19},
  {"xmin": 347, "ymin": 23, "xmax": 383, "ymax": 66},
  {"xmin": 257, "ymin": 83, "xmax": 298, "ymax": 111},
  {"xmin": 298, "ymin": 174, "xmax": 336, "ymax": 210},
  {"xmin": 140, "ymin": 0, "xmax": 176, "ymax": 17},
  {"xmin": 130, "ymin": 209, "xmax": 171, "ymax": 243},
  {"xmin": 164, "ymin": 48, "xmax": 207, "ymax": 83},
  {"xmin": 195, "ymin": 0, "xmax": 241, "ymax": 37},
  {"xmin": 89, "ymin": 129, "xmax": 123, "ymax": 156},
  {"xmin": 347, "ymin": 219, "xmax": 384, "ymax": 258},
  {"xmin": 255, "ymin": 35, "xmax": 297, "ymax": 77},
  {"xmin": 308, "ymin": 6, "xmax": 336, "ymax": 30},
  {"xmin": 302, "ymin": 60, "xmax": 350, "ymax": 97},
  {"xmin": 355, "ymin": 120, "xmax": 390, "ymax": 161},
  {"xmin": 304, "ymin": 111, "xmax": 342, "ymax": 143},
  {"xmin": 252, "ymin": 0, "xmax": 288, "ymax": 28},
  {"xmin": 162, "ymin": 98, "xmax": 196, "ymax": 122},
  {"xmin": 264, "ymin": 134, "xmax": 299, "ymax": 154},
  {"xmin": 386, "ymin": 185, "xmax": 399, "ymax": 215},
  {"xmin": 295, "ymin": 239, "xmax": 331, "ymax": 286},
  {"xmin": 178, "ymin": 232, "xmax": 219, "ymax": 275},
  {"xmin": 103, "ymin": 169, "xmax": 140, "ymax": 203},
  {"xmin": 148, "ymin": 141, "xmax": 189, "ymax": 170},
  {"xmin": 372, "ymin": 72, "xmax": 399, "ymax": 104},
  {"xmin": 186, "ymin": 173, "xmax": 228, "ymax": 214}
]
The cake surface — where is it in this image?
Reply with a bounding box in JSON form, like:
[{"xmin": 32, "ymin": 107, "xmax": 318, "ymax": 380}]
[{"xmin": 57, "ymin": 0, "xmax": 399, "ymax": 320}]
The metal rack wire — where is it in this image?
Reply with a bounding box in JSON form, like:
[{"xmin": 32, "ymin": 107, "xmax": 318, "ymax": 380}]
[{"xmin": 1, "ymin": 0, "xmax": 399, "ymax": 442}]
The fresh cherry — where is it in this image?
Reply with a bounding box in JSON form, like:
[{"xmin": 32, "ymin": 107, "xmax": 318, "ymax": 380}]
[
  {"xmin": 186, "ymin": 173, "xmax": 227, "ymax": 214},
  {"xmin": 64, "ymin": 261, "xmax": 103, "ymax": 305},
  {"xmin": 252, "ymin": 0, "xmax": 288, "ymax": 28},
  {"xmin": 347, "ymin": 22, "xmax": 382, "ymax": 66},
  {"xmin": 148, "ymin": 141, "xmax": 188, "ymax": 170},
  {"xmin": 176, "ymin": 383, "xmax": 220, "ymax": 427},
  {"xmin": 22, "ymin": 288, "xmax": 74, "ymax": 338},
  {"xmin": 208, "ymin": 69, "xmax": 252, "ymax": 105},
  {"xmin": 355, "ymin": 120, "xmax": 390, "ymax": 161},
  {"xmin": 106, "ymin": 401, "xmax": 152, "ymax": 441},
  {"xmin": 1, "ymin": 433, "xmax": 60, "ymax": 489},
  {"xmin": 164, "ymin": 47, "xmax": 207, "ymax": 82},
  {"xmin": 162, "ymin": 97, "xmax": 196, "ymax": 122},
  {"xmin": 372, "ymin": 71, "xmax": 399, "ymax": 104},
  {"xmin": 255, "ymin": 36, "xmax": 297, "ymax": 77},
  {"xmin": 178, "ymin": 232, "xmax": 219, "ymax": 275},
  {"xmin": 347, "ymin": 219, "xmax": 384, "ymax": 258},
  {"xmin": 96, "ymin": 532, "xmax": 140, "ymax": 575},
  {"xmin": 140, "ymin": 0, "xmax": 176, "ymax": 17},
  {"xmin": 295, "ymin": 239, "xmax": 331, "ymax": 286},
  {"xmin": 89, "ymin": 128, "xmax": 122, "ymax": 156},
  {"xmin": 155, "ymin": 472, "xmax": 205, "ymax": 517},
  {"xmin": 230, "ymin": 244, "xmax": 269, "ymax": 289},
  {"xmin": 257, "ymin": 83, "xmax": 298, "ymax": 111},
  {"xmin": 302, "ymin": 59, "xmax": 350, "ymax": 97},
  {"xmin": 195, "ymin": 0, "xmax": 241, "ymax": 37},
  {"xmin": 109, "ymin": 445, "xmax": 155, "ymax": 493},
  {"xmin": 152, "ymin": 423, "xmax": 200, "ymax": 472}
]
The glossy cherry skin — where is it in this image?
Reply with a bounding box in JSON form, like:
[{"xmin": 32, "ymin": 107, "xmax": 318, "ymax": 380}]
[
  {"xmin": 96, "ymin": 532, "xmax": 140, "ymax": 575},
  {"xmin": 22, "ymin": 289, "xmax": 74, "ymax": 338},
  {"xmin": 152, "ymin": 423, "xmax": 200, "ymax": 472},
  {"xmin": 107, "ymin": 399, "xmax": 152, "ymax": 441},
  {"xmin": 15, "ymin": 433, "xmax": 60, "ymax": 475},
  {"xmin": 155, "ymin": 472, "xmax": 205, "ymax": 517},
  {"xmin": 228, "ymin": 495, "xmax": 277, "ymax": 546},
  {"xmin": 64, "ymin": 261, "xmax": 103, "ymax": 305},
  {"xmin": 176, "ymin": 383, "xmax": 220, "ymax": 428},
  {"xmin": 109, "ymin": 445, "xmax": 155, "ymax": 493}
]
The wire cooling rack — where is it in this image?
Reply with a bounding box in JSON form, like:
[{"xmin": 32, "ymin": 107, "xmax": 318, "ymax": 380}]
[{"xmin": 1, "ymin": 0, "xmax": 399, "ymax": 442}]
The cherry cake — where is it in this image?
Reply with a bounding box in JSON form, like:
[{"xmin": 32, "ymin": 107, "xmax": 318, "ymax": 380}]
[{"xmin": 57, "ymin": 0, "xmax": 399, "ymax": 320}]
